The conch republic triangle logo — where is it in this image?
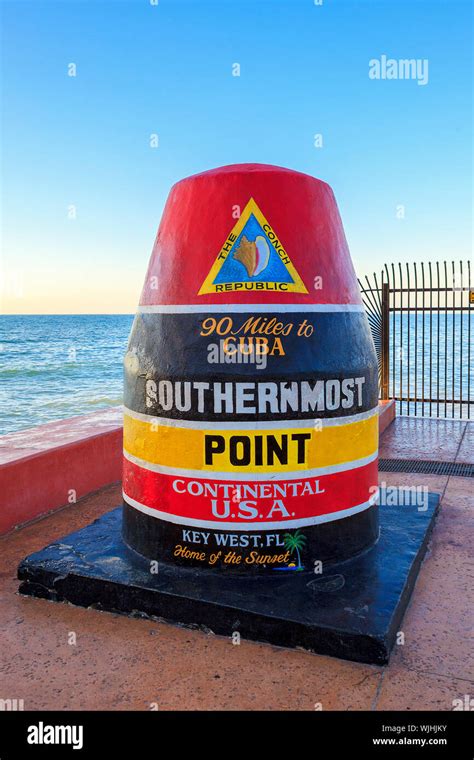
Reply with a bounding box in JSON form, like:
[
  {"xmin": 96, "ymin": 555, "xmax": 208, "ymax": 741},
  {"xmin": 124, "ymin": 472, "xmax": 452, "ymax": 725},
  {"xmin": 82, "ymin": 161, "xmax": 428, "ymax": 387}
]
[{"xmin": 198, "ymin": 198, "xmax": 308, "ymax": 294}]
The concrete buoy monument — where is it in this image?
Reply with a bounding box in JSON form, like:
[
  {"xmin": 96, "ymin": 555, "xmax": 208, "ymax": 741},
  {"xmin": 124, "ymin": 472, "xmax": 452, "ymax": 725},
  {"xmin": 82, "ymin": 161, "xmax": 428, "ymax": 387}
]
[
  {"xmin": 19, "ymin": 164, "xmax": 440, "ymax": 664},
  {"xmin": 122, "ymin": 164, "xmax": 379, "ymax": 571}
]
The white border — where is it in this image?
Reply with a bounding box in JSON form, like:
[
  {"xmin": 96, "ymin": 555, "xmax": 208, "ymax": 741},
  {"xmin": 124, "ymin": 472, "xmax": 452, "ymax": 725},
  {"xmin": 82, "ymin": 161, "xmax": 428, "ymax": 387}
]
[
  {"xmin": 123, "ymin": 405, "xmax": 379, "ymax": 430},
  {"xmin": 122, "ymin": 490, "xmax": 379, "ymax": 531},
  {"xmin": 138, "ymin": 303, "xmax": 365, "ymax": 314},
  {"xmin": 123, "ymin": 448, "xmax": 378, "ymax": 481}
]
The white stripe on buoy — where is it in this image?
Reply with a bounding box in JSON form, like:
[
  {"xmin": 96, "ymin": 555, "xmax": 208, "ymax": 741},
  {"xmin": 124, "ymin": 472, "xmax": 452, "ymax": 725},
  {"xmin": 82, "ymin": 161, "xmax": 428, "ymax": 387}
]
[
  {"xmin": 122, "ymin": 490, "xmax": 379, "ymax": 531},
  {"xmin": 138, "ymin": 303, "xmax": 365, "ymax": 314}
]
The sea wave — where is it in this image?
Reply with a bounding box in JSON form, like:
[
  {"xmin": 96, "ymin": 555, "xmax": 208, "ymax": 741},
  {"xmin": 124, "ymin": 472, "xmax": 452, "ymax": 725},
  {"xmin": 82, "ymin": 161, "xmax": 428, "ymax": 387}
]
[
  {"xmin": 84, "ymin": 397, "xmax": 123, "ymax": 405},
  {"xmin": 0, "ymin": 366, "xmax": 72, "ymax": 377},
  {"xmin": 0, "ymin": 314, "xmax": 133, "ymax": 433}
]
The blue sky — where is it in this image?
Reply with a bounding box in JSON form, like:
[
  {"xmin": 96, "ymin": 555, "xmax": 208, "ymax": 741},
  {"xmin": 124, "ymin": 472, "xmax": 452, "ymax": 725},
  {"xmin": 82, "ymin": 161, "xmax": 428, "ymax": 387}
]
[{"xmin": 1, "ymin": 0, "xmax": 472, "ymax": 313}]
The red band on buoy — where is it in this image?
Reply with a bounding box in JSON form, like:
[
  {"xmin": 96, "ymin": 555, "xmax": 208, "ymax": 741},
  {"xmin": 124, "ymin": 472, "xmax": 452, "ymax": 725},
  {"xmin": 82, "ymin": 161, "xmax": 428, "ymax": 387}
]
[
  {"xmin": 139, "ymin": 164, "xmax": 362, "ymax": 307},
  {"xmin": 123, "ymin": 457, "xmax": 378, "ymax": 529}
]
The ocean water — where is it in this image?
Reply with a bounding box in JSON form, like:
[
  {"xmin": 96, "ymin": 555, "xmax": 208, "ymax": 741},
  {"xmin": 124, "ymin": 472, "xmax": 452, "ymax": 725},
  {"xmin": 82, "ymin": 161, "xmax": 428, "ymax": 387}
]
[
  {"xmin": 0, "ymin": 315, "xmax": 134, "ymax": 434},
  {"xmin": 0, "ymin": 312, "xmax": 472, "ymax": 435},
  {"xmin": 388, "ymin": 312, "xmax": 473, "ymax": 419}
]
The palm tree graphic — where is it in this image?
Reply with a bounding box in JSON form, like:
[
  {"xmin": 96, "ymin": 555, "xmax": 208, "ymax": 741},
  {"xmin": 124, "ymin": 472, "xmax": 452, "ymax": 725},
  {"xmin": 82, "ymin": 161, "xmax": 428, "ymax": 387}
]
[{"xmin": 283, "ymin": 530, "xmax": 307, "ymax": 571}]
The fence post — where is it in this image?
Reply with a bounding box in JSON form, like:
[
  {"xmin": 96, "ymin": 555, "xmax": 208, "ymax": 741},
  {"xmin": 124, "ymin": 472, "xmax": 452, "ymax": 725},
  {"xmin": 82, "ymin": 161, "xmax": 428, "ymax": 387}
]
[{"xmin": 381, "ymin": 281, "xmax": 390, "ymax": 400}]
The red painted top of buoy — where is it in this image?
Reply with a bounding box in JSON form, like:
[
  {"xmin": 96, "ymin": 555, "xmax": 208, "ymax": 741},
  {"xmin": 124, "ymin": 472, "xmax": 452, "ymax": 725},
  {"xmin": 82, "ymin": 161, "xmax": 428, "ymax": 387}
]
[{"xmin": 140, "ymin": 163, "xmax": 362, "ymax": 306}]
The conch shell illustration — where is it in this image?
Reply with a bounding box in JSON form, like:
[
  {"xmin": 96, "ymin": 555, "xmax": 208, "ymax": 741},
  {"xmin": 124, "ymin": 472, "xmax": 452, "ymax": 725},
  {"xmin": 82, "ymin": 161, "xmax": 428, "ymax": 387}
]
[{"xmin": 233, "ymin": 235, "xmax": 270, "ymax": 277}]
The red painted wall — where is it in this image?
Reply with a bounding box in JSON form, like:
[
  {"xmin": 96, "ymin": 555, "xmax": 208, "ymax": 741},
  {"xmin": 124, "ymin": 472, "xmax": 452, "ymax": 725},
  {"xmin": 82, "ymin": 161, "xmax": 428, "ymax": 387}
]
[{"xmin": 0, "ymin": 408, "xmax": 122, "ymax": 535}]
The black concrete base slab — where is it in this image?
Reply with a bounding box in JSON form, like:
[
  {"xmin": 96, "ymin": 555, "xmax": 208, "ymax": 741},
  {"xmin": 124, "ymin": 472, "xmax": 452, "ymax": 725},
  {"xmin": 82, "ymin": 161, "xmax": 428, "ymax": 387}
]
[{"xmin": 18, "ymin": 491, "xmax": 440, "ymax": 665}]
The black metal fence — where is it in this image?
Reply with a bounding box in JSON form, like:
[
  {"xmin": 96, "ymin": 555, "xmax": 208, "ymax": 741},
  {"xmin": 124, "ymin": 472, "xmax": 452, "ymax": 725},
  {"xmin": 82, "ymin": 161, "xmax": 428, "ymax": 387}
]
[{"xmin": 359, "ymin": 261, "xmax": 473, "ymax": 418}]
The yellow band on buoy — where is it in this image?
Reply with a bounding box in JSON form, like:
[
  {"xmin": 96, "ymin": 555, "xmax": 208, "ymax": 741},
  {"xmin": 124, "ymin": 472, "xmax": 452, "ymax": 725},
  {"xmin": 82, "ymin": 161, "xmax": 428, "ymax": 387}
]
[{"xmin": 123, "ymin": 410, "xmax": 378, "ymax": 474}]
